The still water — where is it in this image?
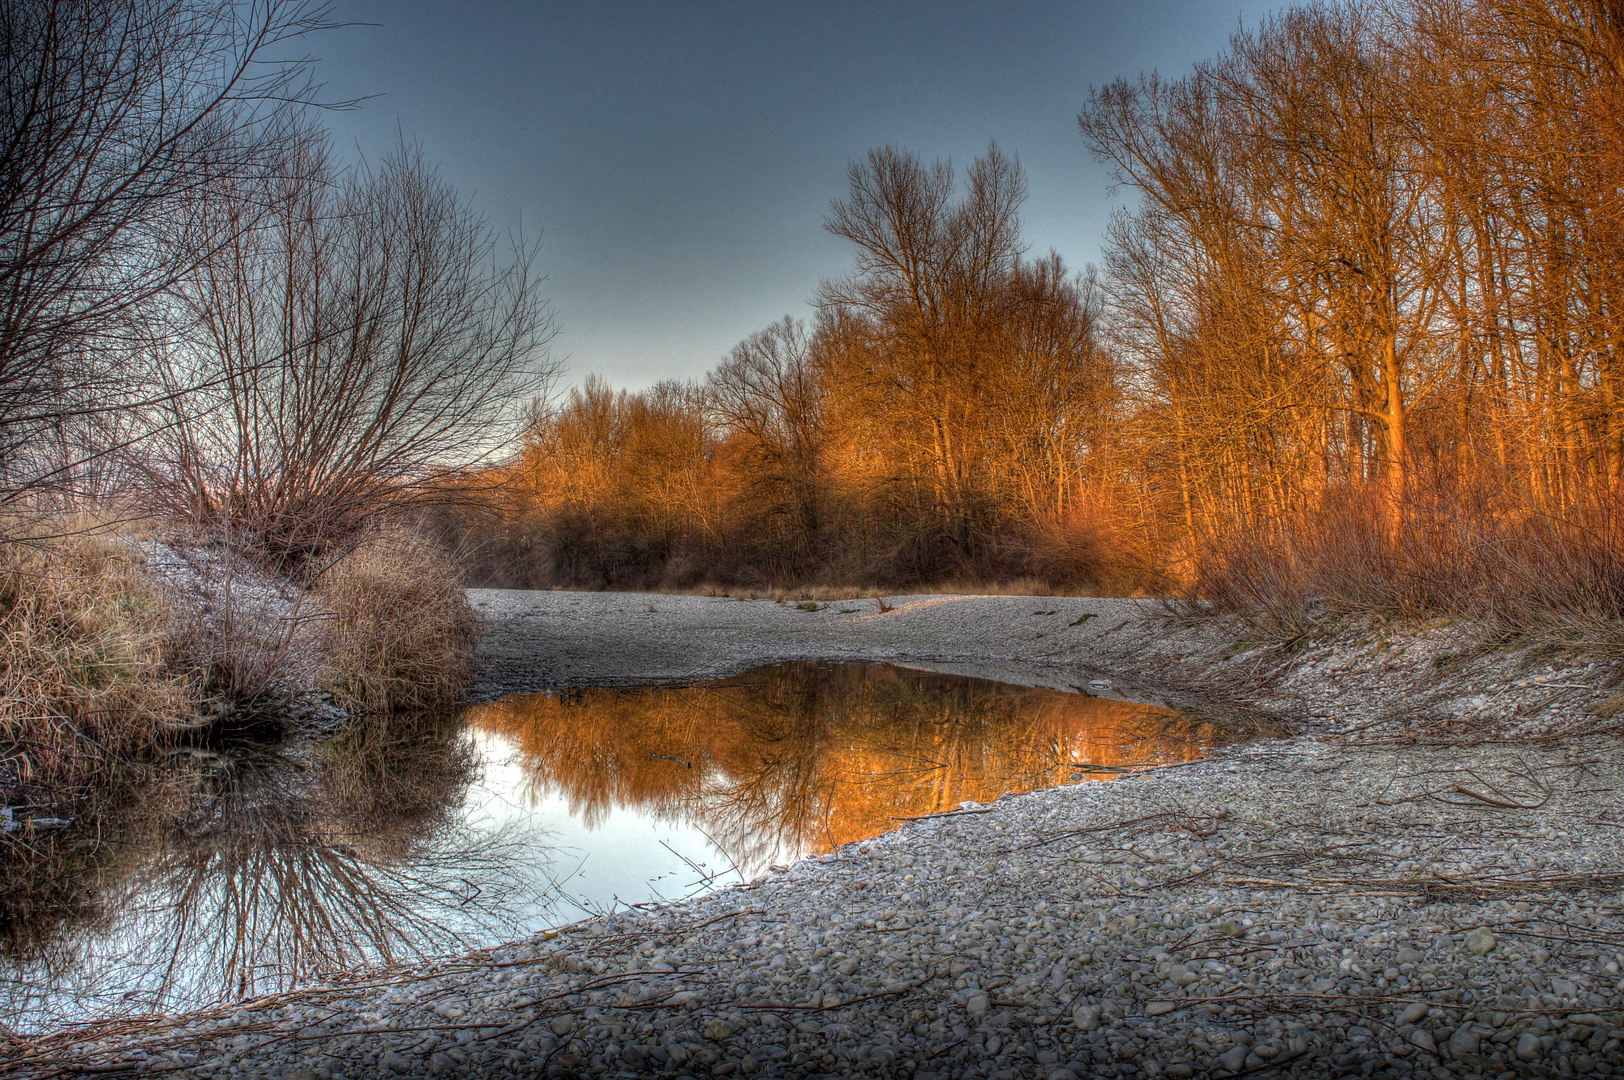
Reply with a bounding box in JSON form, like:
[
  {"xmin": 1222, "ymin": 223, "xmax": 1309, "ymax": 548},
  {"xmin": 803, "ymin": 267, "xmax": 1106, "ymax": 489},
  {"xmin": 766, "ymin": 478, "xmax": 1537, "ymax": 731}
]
[{"xmin": 0, "ymin": 662, "xmax": 1219, "ymax": 1029}]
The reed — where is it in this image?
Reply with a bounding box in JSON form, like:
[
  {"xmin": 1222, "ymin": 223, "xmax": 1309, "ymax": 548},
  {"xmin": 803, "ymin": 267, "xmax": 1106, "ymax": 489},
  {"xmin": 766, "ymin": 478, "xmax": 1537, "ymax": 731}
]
[{"xmin": 1192, "ymin": 481, "xmax": 1624, "ymax": 657}]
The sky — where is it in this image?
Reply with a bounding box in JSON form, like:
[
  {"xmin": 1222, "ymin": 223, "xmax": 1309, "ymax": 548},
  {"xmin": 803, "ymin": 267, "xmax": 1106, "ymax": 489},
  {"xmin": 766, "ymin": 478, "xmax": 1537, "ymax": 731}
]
[{"xmin": 312, "ymin": 1, "xmax": 1273, "ymax": 391}]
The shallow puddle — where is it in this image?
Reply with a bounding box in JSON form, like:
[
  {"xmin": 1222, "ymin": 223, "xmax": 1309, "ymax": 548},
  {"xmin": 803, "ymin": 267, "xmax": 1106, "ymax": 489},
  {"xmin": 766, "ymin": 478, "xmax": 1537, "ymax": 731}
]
[{"xmin": 0, "ymin": 661, "xmax": 1218, "ymax": 1028}]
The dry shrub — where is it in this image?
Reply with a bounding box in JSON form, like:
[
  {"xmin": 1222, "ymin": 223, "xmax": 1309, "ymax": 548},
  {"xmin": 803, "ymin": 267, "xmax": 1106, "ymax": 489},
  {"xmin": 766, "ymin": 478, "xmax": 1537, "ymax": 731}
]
[
  {"xmin": 0, "ymin": 532, "xmax": 193, "ymax": 789},
  {"xmin": 1193, "ymin": 481, "xmax": 1624, "ymax": 654},
  {"xmin": 317, "ymin": 530, "xmax": 478, "ymax": 714},
  {"xmin": 1011, "ymin": 501, "xmax": 1161, "ymax": 596}
]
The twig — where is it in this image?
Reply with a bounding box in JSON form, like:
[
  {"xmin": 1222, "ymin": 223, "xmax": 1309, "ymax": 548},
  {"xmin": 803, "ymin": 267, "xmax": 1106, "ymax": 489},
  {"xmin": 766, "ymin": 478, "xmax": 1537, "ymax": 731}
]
[{"xmin": 1446, "ymin": 783, "xmax": 1548, "ymax": 810}]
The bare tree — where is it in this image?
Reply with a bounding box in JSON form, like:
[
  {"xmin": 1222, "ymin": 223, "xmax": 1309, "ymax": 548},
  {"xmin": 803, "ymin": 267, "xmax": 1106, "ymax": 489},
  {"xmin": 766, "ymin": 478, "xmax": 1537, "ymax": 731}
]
[
  {"xmin": 0, "ymin": 0, "xmax": 333, "ymax": 501},
  {"xmin": 819, "ymin": 143, "xmax": 1027, "ymax": 538},
  {"xmin": 707, "ymin": 317, "xmax": 827, "ymax": 558},
  {"xmin": 987, "ymin": 254, "xmax": 1113, "ymax": 525},
  {"xmin": 148, "ymin": 136, "xmax": 559, "ymax": 570}
]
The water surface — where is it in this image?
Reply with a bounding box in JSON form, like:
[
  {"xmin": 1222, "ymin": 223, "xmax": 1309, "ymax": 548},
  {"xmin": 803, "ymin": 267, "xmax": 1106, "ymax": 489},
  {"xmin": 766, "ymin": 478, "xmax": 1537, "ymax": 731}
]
[{"xmin": 0, "ymin": 662, "xmax": 1217, "ymax": 1029}]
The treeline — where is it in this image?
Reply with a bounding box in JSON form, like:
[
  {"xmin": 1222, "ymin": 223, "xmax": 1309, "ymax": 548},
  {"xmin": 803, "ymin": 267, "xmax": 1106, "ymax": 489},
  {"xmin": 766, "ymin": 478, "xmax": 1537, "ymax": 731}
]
[
  {"xmin": 1085, "ymin": 0, "xmax": 1624, "ymax": 632},
  {"xmin": 465, "ymin": 147, "xmax": 1135, "ymax": 591},
  {"xmin": 466, "ymin": 0, "xmax": 1624, "ymax": 633}
]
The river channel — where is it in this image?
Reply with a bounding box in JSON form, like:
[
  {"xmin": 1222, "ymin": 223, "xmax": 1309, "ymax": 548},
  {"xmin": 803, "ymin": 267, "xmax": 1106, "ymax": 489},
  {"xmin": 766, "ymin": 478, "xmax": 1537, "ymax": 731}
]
[{"xmin": 0, "ymin": 662, "xmax": 1221, "ymax": 1030}]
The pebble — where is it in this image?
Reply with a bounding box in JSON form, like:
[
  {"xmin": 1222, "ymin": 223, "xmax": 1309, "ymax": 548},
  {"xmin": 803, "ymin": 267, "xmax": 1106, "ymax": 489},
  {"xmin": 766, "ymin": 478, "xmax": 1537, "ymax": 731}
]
[
  {"xmin": 1397, "ymin": 1002, "xmax": 1429, "ymax": 1025},
  {"xmin": 43, "ymin": 733, "xmax": 1624, "ymax": 1079}
]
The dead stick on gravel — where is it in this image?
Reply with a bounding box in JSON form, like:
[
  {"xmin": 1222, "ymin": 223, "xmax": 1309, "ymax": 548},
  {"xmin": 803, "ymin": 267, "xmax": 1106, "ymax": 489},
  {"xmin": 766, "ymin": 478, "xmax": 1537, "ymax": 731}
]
[
  {"xmin": 1448, "ymin": 783, "xmax": 1548, "ymax": 810},
  {"xmin": 733, "ymin": 971, "xmax": 937, "ymax": 1014},
  {"xmin": 893, "ymin": 807, "xmax": 996, "ymax": 822}
]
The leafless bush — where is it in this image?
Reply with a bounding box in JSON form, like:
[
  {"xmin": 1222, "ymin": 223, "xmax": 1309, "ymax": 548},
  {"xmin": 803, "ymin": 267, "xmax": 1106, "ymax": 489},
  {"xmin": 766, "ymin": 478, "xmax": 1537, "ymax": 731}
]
[
  {"xmin": 0, "ymin": 527, "xmax": 195, "ymax": 791},
  {"xmin": 0, "ymin": 0, "xmax": 332, "ymax": 503},
  {"xmin": 142, "ymin": 134, "xmax": 558, "ymax": 572},
  {"xmin": 1193, "ymin": 481, "xmax": 1624, "ymax": 654}
]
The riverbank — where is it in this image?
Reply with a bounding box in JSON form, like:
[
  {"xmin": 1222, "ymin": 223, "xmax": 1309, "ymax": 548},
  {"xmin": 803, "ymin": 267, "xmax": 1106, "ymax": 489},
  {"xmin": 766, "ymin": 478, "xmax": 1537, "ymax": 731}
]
[
  {"xmin": 15, "ymin": 591, "xmax": 1624, "ymax": 1079},
  {"xmin": 471, "ymin": 590, "xmax": 1622, "ymax": 743},
  {"xmin": 0, "ymin": 525, "xmax": 476, "ymax": 799}
]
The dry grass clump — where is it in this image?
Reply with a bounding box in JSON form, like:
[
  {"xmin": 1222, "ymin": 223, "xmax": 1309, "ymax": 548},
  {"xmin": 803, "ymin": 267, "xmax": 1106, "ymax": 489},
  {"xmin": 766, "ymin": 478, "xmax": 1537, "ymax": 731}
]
[
  {"xmin": 316, "ymin": 530, "xmax": 478, "ymax": 714},
  {"xmin": 0, "ymin": 532, "xmax": 194, "ymax": 789}
]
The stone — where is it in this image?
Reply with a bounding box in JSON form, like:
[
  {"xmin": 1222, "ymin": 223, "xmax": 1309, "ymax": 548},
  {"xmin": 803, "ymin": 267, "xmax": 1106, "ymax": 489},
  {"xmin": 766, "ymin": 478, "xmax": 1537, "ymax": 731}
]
[
  {"xmin": 427, "ymin": 1052, "xmax": 456, "ymax": 1076},
  {"xmin": 1466, "ymin": 927, "xmax": 1497, "ymax": 956},
  {"xmin": 1398, "ymin": 1002, "xmax": 1430, "ymax": 1025},
  {"xmin": 1397, "ymin": 947, "xmax": 1425, "ymax": 964},
  {"xmin": 1218, "ymin": 1045, "xmax": 1248, "ymax": 1071},
  {"xmin": 1147, "ymin": 1001, "xmax": 1177, "ymax": 1016},
  {"xmin": 1408, "ymin": 1028, "xmax": 1437, "ymax": 1054},
  {"xmin": 549, "ymin": 1014, "xmax": 575, "ymax": 1037},
  {"xmin": 1046, "ymin": 1071, "xmax": 1080, "ymax": 1080},
  {"xmin": 966, "ymin": 992, "xmax": 990, "ymax": 1016},
  {"xmin": 1516, "ymin": 1032, "xmax": 1543, "ymax": 1062},
  {"xmin": 1447, "ymin": 1028, "xmax": 1480, "ymax": 1057},
  {"xmin": 1073, "ymin": 1005, "xmax": 1100, "ymax": 1031},
  {"xmin": 1218, "ymin": 920, "xmax": 1244, "ymax": 938}
]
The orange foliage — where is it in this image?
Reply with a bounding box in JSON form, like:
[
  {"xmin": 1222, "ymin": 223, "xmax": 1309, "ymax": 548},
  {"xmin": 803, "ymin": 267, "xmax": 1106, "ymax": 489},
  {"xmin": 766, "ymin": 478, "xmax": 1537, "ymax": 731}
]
[{"xmin": 450, "ymin": 1, "xmax": 1624, "ymax": 644}]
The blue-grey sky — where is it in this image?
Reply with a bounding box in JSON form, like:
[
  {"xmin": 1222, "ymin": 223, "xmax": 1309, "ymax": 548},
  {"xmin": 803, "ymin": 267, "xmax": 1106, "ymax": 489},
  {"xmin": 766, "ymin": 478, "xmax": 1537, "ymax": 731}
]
[{"xmin": 315, "ymin": 2, "xmax": 1269, "ymax": 390}]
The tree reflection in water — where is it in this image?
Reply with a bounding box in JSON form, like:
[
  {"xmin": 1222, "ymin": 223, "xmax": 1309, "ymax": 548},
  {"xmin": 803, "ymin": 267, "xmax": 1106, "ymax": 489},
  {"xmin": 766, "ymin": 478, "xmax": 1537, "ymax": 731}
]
[
  {"xmin": 469, "ymin": 662, "xmax": 1218, "ymax": 876},
  {"xmin": 0, "ymin": 713, "xmax": 543, "ymax": 1029}
]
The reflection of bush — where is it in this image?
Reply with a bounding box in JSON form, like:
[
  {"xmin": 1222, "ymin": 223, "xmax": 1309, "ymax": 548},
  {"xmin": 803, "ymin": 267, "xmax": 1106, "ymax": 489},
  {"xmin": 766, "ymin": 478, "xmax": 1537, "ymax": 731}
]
[
  {"xmin": 141, "ymin": 713, "xmax": 496, "ymax": 1001},
  {"xmin": 0, "ymin": 711, "xmax": 529, "ymax": 1026},
  {"xmin": 468, "ymin": 663, "xmax": 1217, "ymax": 873},
  {"xmin": 311, "ymin": 711, "xmax": 480, "ymax": 860},
  {"xmin": 0, "ymin": 776, "xmax": 189, "ymax": 973}
]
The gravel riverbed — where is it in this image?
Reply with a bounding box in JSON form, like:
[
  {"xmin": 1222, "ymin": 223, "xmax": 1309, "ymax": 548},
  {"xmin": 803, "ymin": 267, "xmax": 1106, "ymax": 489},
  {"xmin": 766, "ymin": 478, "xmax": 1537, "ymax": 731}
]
[{"xmin": 23, "ymin": 591, "xmax": 1624, "ymax": 1080}]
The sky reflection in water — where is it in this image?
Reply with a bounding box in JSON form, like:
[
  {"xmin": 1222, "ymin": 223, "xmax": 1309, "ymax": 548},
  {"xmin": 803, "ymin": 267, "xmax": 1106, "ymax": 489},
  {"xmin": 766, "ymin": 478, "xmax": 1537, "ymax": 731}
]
[{"xmin": 0, "ymin": 661, "xmax": 1214, "ymax": 1029}]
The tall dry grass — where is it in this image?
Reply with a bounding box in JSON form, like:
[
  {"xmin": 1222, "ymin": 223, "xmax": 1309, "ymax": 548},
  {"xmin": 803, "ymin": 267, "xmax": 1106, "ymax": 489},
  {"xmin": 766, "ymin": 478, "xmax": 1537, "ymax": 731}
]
[
  {"xmin": 0, "ymin": 532, "xmax": 194, "ymax": 790},
  {"xmin": 316, "ymin": 529, "xmax": 479, "ymax": 714},
  {"xmin": 1193, "ymin": 482, "xmax": 1624, "ymax": 654}
]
